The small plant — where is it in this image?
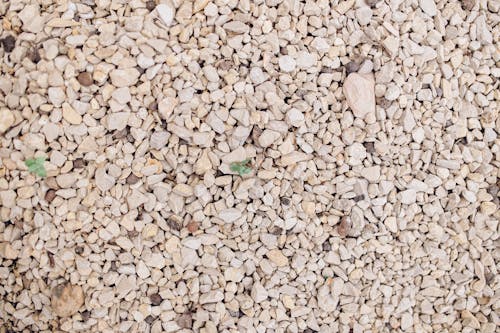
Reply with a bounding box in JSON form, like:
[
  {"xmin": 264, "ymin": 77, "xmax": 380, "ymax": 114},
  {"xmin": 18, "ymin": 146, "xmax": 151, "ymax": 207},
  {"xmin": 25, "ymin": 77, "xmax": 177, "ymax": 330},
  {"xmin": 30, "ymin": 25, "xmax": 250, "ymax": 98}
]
[
  {"xmin": 25, "ymin": 157, "xmax": 46, "ymax": 177},
  {"xmin": 230, "ymin": 159, "xmax": 252, "ymax": 176}
]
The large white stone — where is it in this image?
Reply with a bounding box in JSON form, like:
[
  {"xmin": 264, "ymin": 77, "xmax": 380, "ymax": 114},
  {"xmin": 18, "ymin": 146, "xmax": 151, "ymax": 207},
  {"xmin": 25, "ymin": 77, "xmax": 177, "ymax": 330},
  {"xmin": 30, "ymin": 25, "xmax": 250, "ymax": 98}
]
[{"xmin": 343, "ymin": 73, "xmax": 375, "ymax": 119}]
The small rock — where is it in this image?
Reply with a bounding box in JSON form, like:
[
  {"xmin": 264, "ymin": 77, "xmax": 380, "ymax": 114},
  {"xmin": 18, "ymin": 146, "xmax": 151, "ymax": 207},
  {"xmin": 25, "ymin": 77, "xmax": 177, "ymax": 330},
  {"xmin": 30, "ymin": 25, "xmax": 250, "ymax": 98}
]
[
  {"xmin": 267, "ymin": 249, "xmax": 288, "ymax": 266},
  {"xmin": 399, "ymin": 189, "xmax": 417, "ymax": 205},
  {"xmin": 146, "ymin": 0, "xmax": 156, "ymax": 11},
  {"xmin": 51, "ymin": 283, "xmax": 85, "ymax": 317},
  {"xmin": 420, "ymin": 0, "xmax": 437, "ymax": 16},
  {"xmin": 107, "ymin": 112, "xmax": 129, "ymax": 131},
  {"xmin": 219, "ymin": 208, "xmax": 241, "ymax": 223},
  {"xmin": 0, "ymin": 242, "xmax": 19, "ymax": 259},
  {"xmin": 0, "ymin": 35, "xmax": 16, "ymax": 53},
  {"xmin": 385, "ymin": 85, "xmax": 401, "ymax": 101},
  {"xmin": 363, "ymin": 165, "xmax": 381, "ymax": 182},
  {"xmin": 249, "ymin": 67, "xmax": 268, "ymax": 84},
  {"xmin": 345, "ymin": 61, "xmax": 360, "ymax": 75},
  {"xmin": 461, "ymin": 0, "xmax": 476, "ymax": 11},
  {"xmin": 48, "ymin": 87, "xmax": 65, "ymax": 106},
  {"xmin": 343, "ymin": 73, "xmax": 375, "ymax": 119},
  {"xmin": 223, "ymin": 21, "xmax": 249, "ymax": 34},
  {"xmin": 0, "ymin": 108, "xmax": 15, "ymax": 133},
  {"xmin": 150, "ymin": 131, "xmax": 169, "ymax": 149},
  {"xmin": 199, "ymin": 291, "xmax": 224, "ymax": 304},
  {"xmin": 355, "ymin": 6, "xmax": 372, "ymax": 25},
  {"xmin": 62, "ymin": 103, "xmax": 82, "ymax": 125},
  {"xmin": 45, "ymin": 189, "xmax": 57, "ymax": 203},
  {"xmin": 109, "ymin": 68, "xmax": 140, "ymax": 88},
  {"xmin": 296, "ymin": 51, "xmax": 316, "ymax": 69},
  {"xmin": 157, "ymin": 3, "xmax": 175, "ymax": 26},
  {"xmin": 286, "ymin": 108, "xmax": 305, "ymax": 127},
  {"xmin": 194, "ymin": 0, "xmax": 209, "ymax": 13},
  {"xmin": 126, "ymin": 173, "xmax": 140, "ymax": 185},
  {"xmin": 384, "ymin": 217, "xmax": 398, "ymax": 233},
  {"xmin": 77, "ymin": 72, "xmax": 93, "ymax": 86},
  {"xmin": 224, "ymin": 267, "xmax": 244, "ymax": 282},
  {"xmin": 186, "ymin": 221, "xmax": 199, "ymax": 233},
  {"xmin": 173, "ymin": 184, "xmax": 193, "ymax": 197},
  {"xmin": 176, "ymin": 313, "xmax": 193, "ymax": 329},
  {"xmin": 149, "ymin": 293, "xmax": 162, "ymax": 306},
  {"xmin": 95, "ymin": 168, "xmax": 116, "ymax": 192},
  {"xmin": 258, "ymin": 129, "xmax": 280, "ymax": 148},
  {"xmin": 337, "ymin": 216, "xmax": 350, "ymax": 237},
  {"xmin": 251, "ymin": 282, "xmax": 268, "ymax": 303},
  {"xmin": 279, "ymin": 55, "xmax": 296, "ymax": 72}
]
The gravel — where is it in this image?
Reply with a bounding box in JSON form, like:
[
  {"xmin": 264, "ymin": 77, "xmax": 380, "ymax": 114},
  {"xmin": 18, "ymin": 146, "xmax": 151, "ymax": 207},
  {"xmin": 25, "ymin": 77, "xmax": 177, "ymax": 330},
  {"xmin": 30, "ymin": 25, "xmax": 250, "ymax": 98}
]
[{"xmin": 0, "ymin": 1, "xmax": 499, "ymax": 332}]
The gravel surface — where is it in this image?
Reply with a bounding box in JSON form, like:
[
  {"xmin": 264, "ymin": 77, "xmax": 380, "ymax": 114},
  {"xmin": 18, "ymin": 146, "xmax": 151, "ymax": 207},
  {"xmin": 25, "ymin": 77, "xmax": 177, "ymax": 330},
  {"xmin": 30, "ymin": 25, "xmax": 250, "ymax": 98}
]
[{"xmin": 0, "ymin": 0, "xmax": 499, "ymax": 332}]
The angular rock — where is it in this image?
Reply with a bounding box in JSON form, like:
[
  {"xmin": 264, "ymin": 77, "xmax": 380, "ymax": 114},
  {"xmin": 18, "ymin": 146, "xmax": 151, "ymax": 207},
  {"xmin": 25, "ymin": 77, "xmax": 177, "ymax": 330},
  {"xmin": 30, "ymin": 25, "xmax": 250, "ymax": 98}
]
[
  {"xmin": 51, "ymin": 283, "xmax": 85, "ymax": 317},
  {"xmin": 157, "ymin": 4, "xmax": 175, "ymax": 26},
  {"xmin": 109, "ymin": 68, "xmax": 140, "ymax": 87},
  {"xmin": 343, "ymin": 73, "xmax": 375, "ymax": 119},
  {"xmin": 0, "ymin": 108, "xmax": 15, "ymax": 133}
]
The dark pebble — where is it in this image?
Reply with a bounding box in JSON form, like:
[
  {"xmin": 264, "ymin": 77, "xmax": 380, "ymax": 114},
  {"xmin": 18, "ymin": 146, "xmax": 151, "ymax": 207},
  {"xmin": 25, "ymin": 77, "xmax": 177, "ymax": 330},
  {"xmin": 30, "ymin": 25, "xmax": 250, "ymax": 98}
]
[
  {"xmin": 1, "ymin": 35, "xmax": 16, "ymax": 53},
  {"xmin": 176, "ymin": 313, "xmax": 193, "ymax": 329},
  {"xmin": 81, "ymin": 310, "xmax": 91, "ymax": 322},
  {"xmin": 353, "ymin": 194, "xmax": 365, "ymax": 202},
  {"xmin": 280, "ymin": 197, "xmax": 290, "ymax": 205},
  {"xmin": 146, "ymin": 0, "xmax": 156, "ymax": 11},
  {"xmin": 126, "ymin": 173, "xmax": 140, "ymax": 184},
  {"xmin": 167, "ymin": 216, "xmax": 183, "ymax": 231},
  {"xmin": 27, "ymin": 47, "xmax": 41, "ymax": 63},
  {"xmin": 45, "ymin": 189, "xmax": 57, "ymax": 203},
  {"xmin": 345, "ymin": 61, "xmax": 360, "ymax": 75},
  {"xmin": 364, "ymin": 142, "xmax": 375, "ymax": 153},
  {"xmin": 73, "ymin": 158, "xmax": 85, "ymax": 169},
  {"xmin": 150, "ymin": 293, "xmax": 162, "ymax": 306},
  {"xmin": 77, "ymin": 72, "xmax": 93, "ymax": 86}
]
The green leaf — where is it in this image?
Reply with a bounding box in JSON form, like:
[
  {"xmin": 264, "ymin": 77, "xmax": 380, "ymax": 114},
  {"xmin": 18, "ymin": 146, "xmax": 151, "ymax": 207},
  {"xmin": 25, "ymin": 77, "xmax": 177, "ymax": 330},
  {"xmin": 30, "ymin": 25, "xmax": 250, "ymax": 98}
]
[
  {"xmin": 230, "ymin": 159, "xmax": 252, "ymax": 176},
  {"xmin": 25, "ymin": 157, "xmax": 46, "ymax": 177}
]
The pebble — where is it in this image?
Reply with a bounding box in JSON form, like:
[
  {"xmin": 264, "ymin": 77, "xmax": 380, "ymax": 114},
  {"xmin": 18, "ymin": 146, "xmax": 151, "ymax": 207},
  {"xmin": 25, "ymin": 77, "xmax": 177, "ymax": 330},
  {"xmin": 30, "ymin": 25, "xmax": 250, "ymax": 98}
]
[
  {"xmin": 249, "ymin": 67, "xmax": 268, "ymax": 84},
  {"xmin": 258, "ymin": 129, "xmax": 280, "ymax": 148},
  {"xmin": 267, "ymin": 249, "xmax": 288, "ymax": 267},
  {"xmin": 199, "ymin": 291, "xmax": 224, "ymax": 304},
  {"xmin": 355, "ymin": 6, "xmax": 373, "ymax": 25},
  {"xmin": 343, "ymin": 73, "xmax": 375, "ymax": 119},
  {"xmin": 363, "ymin": 165, "xmax": 381, "ymax": 182},
  {"xmin": 251, "ymin": 282, "xmax": 268, "ymax": 303},
  {"xmin": 286, "ymin": 108, "xmax": 305, "ymax": 127},
  {"xmin": 218, "ymin": 208, "xmax": 241, "ymax": 223},
  {"xmin": 420, "ymin": 0, "xmax": 437, "ymax": 16},
  {"xmin": 279, "ymin": 55, "xmax": 296, "ymax": 72},
  {"xmin": 399, "ymin": 189, "xmax": 417, "ymax": 205},
  {"xmin": 109, "ymin": 68, "xmax": 140, "ymax": 87},
  {"xmin": 157, "ymin": 4, "xmax": 175, "ymax": 26},
  {"xmin": 0, "ymin": 242, "xmax": 18, "ymax": 259},
  {"xmin": 0, "ymin": 108, "xmax": 15, "ymax": 133},
  {"xmin": 107, "ymin": 112, "xmax": 130, "ymax": 131},
  {"xmin": 62, "ymin": 103, "xmax": 82, "ymax": 125},
  {"xmin": 77, "ymin": 72, "xmax": 93, "ymax": 86},
  {"xmin": 51, "ymin": 283, "xmax": 85, "ymax": 317}
]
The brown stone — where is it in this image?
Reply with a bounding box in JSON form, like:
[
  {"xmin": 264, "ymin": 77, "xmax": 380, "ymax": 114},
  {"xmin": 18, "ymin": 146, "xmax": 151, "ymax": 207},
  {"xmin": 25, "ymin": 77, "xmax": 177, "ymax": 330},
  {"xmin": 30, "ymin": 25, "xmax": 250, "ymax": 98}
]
[
  {"xmin": 186, "ymin": 221, "xmax": 199, "ymax": 233},
  {"xmin": 77, "ymin": 72, "xmax": 93, "ymax": 86},
  {"xmin": 45, "ymin": 189, "xmax": 57, "ymax": 203},
  {"xmin": 51, "ymin": 283, "xmax": 85, "ymax": 317}
]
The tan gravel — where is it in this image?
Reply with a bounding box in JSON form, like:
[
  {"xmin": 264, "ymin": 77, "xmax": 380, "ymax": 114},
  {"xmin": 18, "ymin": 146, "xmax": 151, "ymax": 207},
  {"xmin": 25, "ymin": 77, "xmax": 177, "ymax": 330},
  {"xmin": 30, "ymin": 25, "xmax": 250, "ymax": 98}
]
[{"xmin": 0, "ymin": 0, "xmax": 499, "ymax": 332}]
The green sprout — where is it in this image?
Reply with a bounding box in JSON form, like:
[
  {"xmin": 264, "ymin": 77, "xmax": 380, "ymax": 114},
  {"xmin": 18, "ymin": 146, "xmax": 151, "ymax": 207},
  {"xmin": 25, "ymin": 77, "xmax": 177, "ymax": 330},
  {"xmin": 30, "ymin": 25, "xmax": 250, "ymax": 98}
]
[
  {"xmin": 25, "ymin": 157, "xmax": 46, "ymax": 177},
  {"xmin": 230, "ymin": 159, "xmax": 252, "ymax": 176}
]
